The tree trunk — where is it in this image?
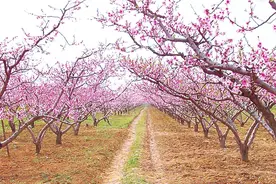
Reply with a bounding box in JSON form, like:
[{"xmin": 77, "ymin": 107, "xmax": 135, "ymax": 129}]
[
  {"xmin": 8, "ymin": 120, "xmax": 16, "ymax": 133},
  {"xmin": 240, "ymin": 144, "xmax": 249, "ymax": 162},
  {"xmin": 219, "ymin": 136, "xmax": 227, "ymax": 148},
  {"xmin": 35, "ymin": 143, "xmax": 42, "ymax": 154},
  {"xmin": 203, "ymin": 129, "xmax": 209, "ymax": 138},
  {"xmin": 56, "ymin": 132, "xmax": 62, "ymax": 145},
  {"xmin": 93, "ymin": 120, "xmax": 98, "ymax": 127},
  {"xmin": 74, "ymin": 123, "xmax": 80, "ymax": 136},
  {"xmin": 213, "ymin": 122, "xmax": 228, "ymax": 148},
  {"xmin": 194, "ymin": 123, "xmax": 198, "ymax": 132},
  {"xmin": 187, "ymin": 121, "xmax": 191, "ymax": 128},
  {"xmin": 1, "ymin": 120, "xmax": 10, "ymax": 157}
]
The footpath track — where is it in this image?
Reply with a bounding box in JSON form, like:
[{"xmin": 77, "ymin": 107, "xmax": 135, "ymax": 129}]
[{"xmin": 102, "ymin": 108, "xmax": 146, "ymax": 184}]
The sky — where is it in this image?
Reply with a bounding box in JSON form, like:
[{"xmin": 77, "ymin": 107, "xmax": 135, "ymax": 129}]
[
  {"xmin": 0, "ymin": 0, "xmax": 274, "ymax": 91},
  {"xmin": 0, "ymin": 0, "xmax": 123, "ymax": 63},
  {"xmin": 0, "ymin": 0, "xmax": 275, "ymax": 66}
]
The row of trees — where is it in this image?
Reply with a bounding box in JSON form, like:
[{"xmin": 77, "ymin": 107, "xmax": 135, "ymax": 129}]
[
  {"xmin": 99, "ymin": 0, "xmax": 276, "ymax": 161},
  {"xmin": 2, "ymin": 0, "xmax": 276, "ymax": 162},
  {"xmin": 0, "ymin": 0, "xmax": 141, "ymax": 155}
]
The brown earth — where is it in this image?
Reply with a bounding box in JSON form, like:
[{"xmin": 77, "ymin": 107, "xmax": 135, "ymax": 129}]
[
  {"xmin": 141, "ymin": 107, "xmax": 276, "ymax": 184},
  {"xmin": 2, "ymin": 106, "xmax": 276, "ymax": 184},
  {"xmin": 0, "ymin": 123, "xmax": 129, "ymax": 184},
  {"xmin": 102, "ymin": 108, "xmax": 144, "ymax": 184},
  {"xmin": 140, "ymin": 108, "xmax": 167, "ymax": 184}
]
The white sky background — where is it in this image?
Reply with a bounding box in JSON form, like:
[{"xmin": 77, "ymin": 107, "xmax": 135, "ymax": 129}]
[
  {"xmin": 0, "ymin": 0, "xmax": 274, "ymax": 59},
  {"xmin": 0, "ymin": 0, "xmax": 275, "ymax": 86},
  {"xmin": 0, "ymin": 0, "xmax": 122, "ymax": 61}
]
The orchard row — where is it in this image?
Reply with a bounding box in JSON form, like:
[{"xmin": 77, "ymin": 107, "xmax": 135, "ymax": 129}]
[
  {"xmin": 100, "ymin": 0, "xmax": 276, "ymax": 162},
  {"xmin": 0, "ymin": 1, "xmax": 142, "ymax": 155},
  {"xmin": 1, "ymin": 0, "xmax": 276, "ymax": 162}
]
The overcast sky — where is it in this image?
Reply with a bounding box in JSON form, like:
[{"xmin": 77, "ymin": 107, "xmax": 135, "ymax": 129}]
[{"xmin": 0, "ymin": 0, "xmax": 274, "ymax": 63}]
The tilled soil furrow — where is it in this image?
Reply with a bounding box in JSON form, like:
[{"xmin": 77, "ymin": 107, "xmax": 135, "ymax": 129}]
[{"xmin": 146, "ymin": 110, "xmax": 168, "ymax": 184}]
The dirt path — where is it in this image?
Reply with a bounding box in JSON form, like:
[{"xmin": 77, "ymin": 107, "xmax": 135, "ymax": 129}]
[
  {"xmin": 102, "ymin": 108, "xmax": 145, "ymax": 184},
  {"xmin": 147, "ymin": 110, "xmax": 167, "ymax": 184}
]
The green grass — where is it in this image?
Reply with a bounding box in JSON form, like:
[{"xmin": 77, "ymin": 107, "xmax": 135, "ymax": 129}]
[
  {"xmin": 50, "ymin": 173, "xmax": 72, "ymax": 184},
  {"xmin": 271, "ymin": 106, "xmax": 276, "ymax": 115},
  {"xmin": 95, "ymin": 106, "xmax": 143, "ymax": 129},
  {"xmin": 122, "ymin": 109, "xmax": 149, "ymax": 184},
  {"xmin": 0, "ymin": 106, "xmax": 143, "ymax": 137}
]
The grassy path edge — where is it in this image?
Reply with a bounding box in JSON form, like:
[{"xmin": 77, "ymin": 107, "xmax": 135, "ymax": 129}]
[
  {"xmin": 122, "ymin": 107, "xmax": 148, "ymax": 184},
  {"xmin": 102, "ymin": 108, "xmax": 146, "ymax": 184}
]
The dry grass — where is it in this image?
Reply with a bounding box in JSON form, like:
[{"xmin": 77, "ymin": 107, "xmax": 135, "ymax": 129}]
[
  {"xmin": 144, "ymin": 107, "xmax": 276, "ymax": 184},
  {"xmin": 0, "ymin": 108, "xmax": 141, "ymax": 184}
]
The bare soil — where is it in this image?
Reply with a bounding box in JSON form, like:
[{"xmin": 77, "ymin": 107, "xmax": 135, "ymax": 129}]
[
  {"xmin": 0, "ymin": 124, "xmax": 128, "ymax": 184},
  {"xmin": 2, "ymin": 106, "xmax": 276, "ymax": 184},
  {"xmin": 141, "ymin": 107, "xmax": 276, "ymax": 184},
  {"xmin": 102, "ymin": 109, "xmax": 144, "ymax": 184},
  {"xmin": 140, "ymin": 109, "xmax": 167, "ymax": 184}
]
